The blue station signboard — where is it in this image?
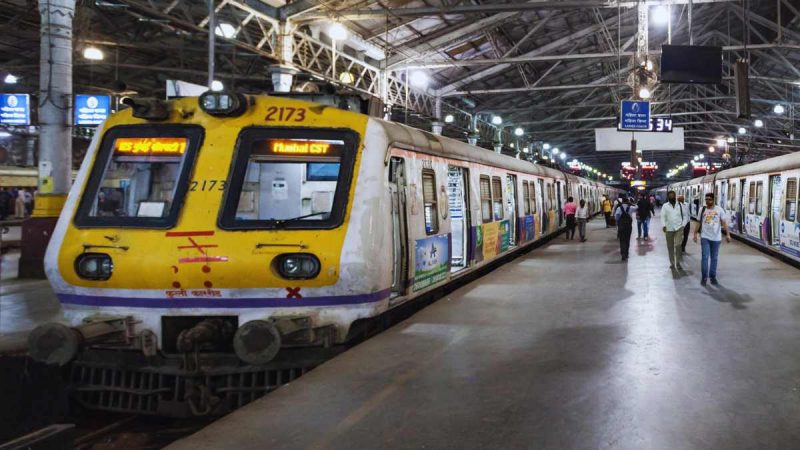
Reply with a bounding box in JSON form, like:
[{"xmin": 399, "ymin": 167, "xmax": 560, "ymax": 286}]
[
  {"xmin": 619, "ymin": 100, "xmax": 651, "ymax": 131},
  {"xmin": 0, "ymin": 93, "xmax": 31, "ymax": 125},
  {"xmin": 74, "ymin": 94, "xmax": 111, "ymax": 126}
]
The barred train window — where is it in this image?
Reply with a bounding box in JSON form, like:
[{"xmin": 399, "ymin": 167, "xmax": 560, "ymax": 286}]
[
  {"xmin": 422, "ymin": 170, "xmax": 438, "ymax": 235},
  {"xmin": 529, "ymin": 181, "xmax": 537, "ymax": 214},
  {"xmin": 492, "ymin": 176, "xmax": 504, "ymax": 220},
  {"xmin": 480, "ymin": 176, "xmax": 492, "ymax": 223},
  {"xmin": 786, "ymin": 178, "xmax": 797, "ymax": 222},
  {"xmin": 756, "ymin": 181, "xmax": 764, "ymax": 215},
  {"xmin": 748, "ymin": 182, "xmax": 756, "ymax": 214},
  {"xmin": 522, "ymin": 181, "xmax": 531, "ymax": 215}
]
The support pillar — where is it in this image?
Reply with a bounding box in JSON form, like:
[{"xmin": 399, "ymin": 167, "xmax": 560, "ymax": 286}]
[
  {"xmin": 21, "ymin": 0, "xmax": 75, "ymax": 278},
  {"xmin": 431, "ymin": 121, "xmax": 443, "ymax": 136},
  {"xmin": 270, "ymin": 65, "xmax": 297, "ymax": 93}
]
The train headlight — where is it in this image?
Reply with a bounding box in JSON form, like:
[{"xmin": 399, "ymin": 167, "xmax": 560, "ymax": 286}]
[
  {"xmin": 199, "ymin": 91, "xmax": 247, "ymax": 117},
  {"xmin": 75, "ymin": 253, "xmax": 113, "ymax": 280},
  {"xmin": 274, "ymin": 254, "xmax": 320, "ymax": 279}
]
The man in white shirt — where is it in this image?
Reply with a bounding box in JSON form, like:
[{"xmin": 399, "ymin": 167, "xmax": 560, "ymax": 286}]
[
  {"xmin": 693, "ymin": 192, "xmax": 731, "ymax": 285},
  {"xmin": 660, "ymin": 190, "xmax": 686, "ymax": 270}
]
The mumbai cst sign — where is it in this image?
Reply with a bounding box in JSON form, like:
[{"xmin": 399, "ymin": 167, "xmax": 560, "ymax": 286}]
[
  {"xmin": 74, "ymin": 95, "xmax": 111, "ymax": 126},
  {"xmin": 0, "ymin": 94, "xmax": 30, "ymax": 125},
  {"xmin": 619, "ymin": 100, "xmax": 650, "ymax": 131}
]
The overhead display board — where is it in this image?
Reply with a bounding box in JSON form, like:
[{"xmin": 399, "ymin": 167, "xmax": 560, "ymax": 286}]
[
  {"xmin": 74, "ymin": 95, "xmax": 111, "ymax": 126},
  {"xmin": 595, "ymin": 127, "xmax": 685, "ymax": 151},
  {"xmin": 619, "ymin": 100, "xmax": 650, "ymax": 130},
  {"xmin": 649, "ymin": 117, "xmax": 672, "ymax": 132},
  {"xmin": 0, "ymin": 94, "xmax": 30, "ymax": 125}
]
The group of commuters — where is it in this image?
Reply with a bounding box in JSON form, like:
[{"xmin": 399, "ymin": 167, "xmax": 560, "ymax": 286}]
[
  {"xmin": 0, "ymin": 187, "xmax": 34, "ymax": 220},
  {"xmin": 562, "ymin": 197, "xmax": 590, "ymax": 242},
  {"xmin": 607, "ymin": 190, "xmax": 731, "ymax": 285}
]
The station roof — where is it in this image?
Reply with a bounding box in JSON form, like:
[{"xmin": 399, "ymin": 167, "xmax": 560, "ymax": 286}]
[{"xmin": 0, "ymin": 0, "xmax": 798, "ymax": 184}]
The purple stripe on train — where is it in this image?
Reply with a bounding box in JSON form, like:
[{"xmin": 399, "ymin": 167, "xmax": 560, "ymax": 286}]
[{"xmin": 57, "ymin": 288, "xmax": 392, "ymax": 309}]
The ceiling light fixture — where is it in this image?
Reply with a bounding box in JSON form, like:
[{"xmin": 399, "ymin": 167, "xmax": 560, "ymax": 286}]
[
  {"xmin": 409, "ymin": 71, "xmax": 430, "ymax": 89},
  {"xmin": 444, "ymin": 114, "xmax": 454, "ymax": 123},
  {"xmin": 3, "ymin": 74, "xmax": 17, "ymax": 84},
  {"xmin": 774, "ymin": 104, "xmax": 785, "ymax": 114},
  {"xmin": 754, "ymin": 119, "xmax": 764, "ymax": 128},
  {"xmin": 83, "ymin": 46, "xmax": 104, "ymax": 60},
  {"xmin": 491, "ymin": 115, "xmax": 502, "ymax": 125},
  {"xmin": 514, "ymin": 127, "xmax": 524, "ymax": 136},
  {"xmin": 327, "ymin": 22, "xmax": 348, "ymax": 41},
  {"xmin": 215, "ymin": 22, "xmax": 238, "ymax": 39}
]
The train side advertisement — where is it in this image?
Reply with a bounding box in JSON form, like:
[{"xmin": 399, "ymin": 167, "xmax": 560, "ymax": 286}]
[
  {"xmin": 473, "ymin": 220, "xmax": 510, "ymax": 263},
  {"xmin": 780, "ymin": 220, "xmax": 800, "ymax": 258},
  {"xmin": 413, "ymin": 234, "xmax": 450, "ymax": 291}
]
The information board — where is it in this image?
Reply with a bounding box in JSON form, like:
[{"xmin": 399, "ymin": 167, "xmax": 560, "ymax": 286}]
[
  {"xmin": 74, "ymin": 95, "xmax": 111, "ymax": 126},
  {"xmin": 650, "ymin": 117, "xmax": 672, "ymax": 132},
  {"xmin": 619, "ymin": 100, "xmax": 650, "ymax": 130},
  {"xmin": 0, "ymin": 94, "xmax": 30, "ymax": 125}
]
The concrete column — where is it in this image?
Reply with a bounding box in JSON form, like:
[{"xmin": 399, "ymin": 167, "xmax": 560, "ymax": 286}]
[
  {"xmin": 431, "ymin": 121, "xmax": 443, "ymax": 136},
  {"xmin": 467, "ymin": 134, "xmax": 479, "ymax": 146},
  {"xmin": 493, "ymin": 142, "xmax": 502, "ymax": 154},
  {"xmin": 37, "ymin": 0, "xmax": 75, "ymax": 202},
  {"xmin": 22, "ymin": 0, "xmax": 75, "ymax": 278},
  {"xmin": 271, "ymin": 21, "xmax": 296, "ymax": 93}
]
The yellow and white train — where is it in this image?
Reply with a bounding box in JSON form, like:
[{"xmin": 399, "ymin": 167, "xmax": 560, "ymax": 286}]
[{"xmin": 32, "ymin": 92, "xmax": 620, "ymax": 415}]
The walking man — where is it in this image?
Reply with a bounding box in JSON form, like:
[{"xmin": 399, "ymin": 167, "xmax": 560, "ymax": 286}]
[
  {"xmin": 636, "ymin": 193, "xmax": 654, "ymax": 241},
  {"xmin": 563, "ymin": 196, "xmax": 577, "ymax": 240},
  {"xmin": 602, "ymin": 195, "xmax": 613, "ymax": 227},
  {"xmin": 693, "ymin": 193, "xmax": 731, "ymax": 285},
  {"xmin": 614, "ymin": 197, "xmax": 637, "ymax": 261},
  {"xmin": 660, "ymin": 190, "xmax": 685, "ymax": 270}
]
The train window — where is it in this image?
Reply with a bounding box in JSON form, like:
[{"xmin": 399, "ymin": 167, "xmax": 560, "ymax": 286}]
[
  {"xmin": 492, "ymin": 176, "xmax": 504, "ymax": 220},
  {"xmin": 74, "ymin": 125, "xmax": 204, "ymax": 228},
  {"xmin": 480, "ymin": 176, "xmax": 492, "ymax": 223},
  {"xmin": 786, "ymin": 178, "xmax": 797, "ymax": 222},
  {"xmin": 219, "ymin": 128, "xmax": 358, "ymax": 230},
  {"xmin": 522, "ymin": 181, "xmax": 531, "ymax": 215},
  {"xmin": 748, "ymin": 182, "xmax": 756, "ymax": 214},
  {"xmin": 422, "ymin": 170, "xmax": 439, "ymax": 235},
  {"xmin": 729, "ymin": 184, "xmax": 736, "ymax": 210},
  {"xmin": 756, "ymin": 181, "xmax": 764, "ymax": 215},
  {"xmin": 529, "ymin": 182, "xmax": 537, "ymax": 214}
]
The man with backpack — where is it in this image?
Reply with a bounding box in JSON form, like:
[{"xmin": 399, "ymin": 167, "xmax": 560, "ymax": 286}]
[
  {"xmin": 693, "ymin": 193, "xmax": 731, "ymax": 285},
  {"xmin": 614, "ymin": 197, "xmax": 637, "ymax": 261},
  {"xmin": 660, "ymin": 190, "xmax": 686, "ymax": 270}
]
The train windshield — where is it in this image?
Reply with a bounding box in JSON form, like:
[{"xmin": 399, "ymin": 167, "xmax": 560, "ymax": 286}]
[
  {"xmin": 75, "ymin": 125, "xmax": 203, "ymax": 228},
  {"xmin": 220, "ymin": 128, "xmax": 358, "ymax": 230}
]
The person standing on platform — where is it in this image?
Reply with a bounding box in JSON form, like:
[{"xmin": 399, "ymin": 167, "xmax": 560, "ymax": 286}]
[
  {"xmin": 678, "ymin": 194, "xmax": 692, "ymax": 254},
  {"xmin": 576, "ymin": 199, "xmax": 589, "ymax": 242},
  {"xmin": 563, "ymin": 196, "xmax": 577, "ymax": 240},
  {"xmin": 602, "ymin": 195, "xmax": 613, "ymax": 227},
  {"xmin": 660, "ymin": 190, "xmax": 686, "ymax": 270},
  {"xmin": 614, "ymin": 197, "xmax": 637, "ymax": 261},
  {"xmin": 636, "ymin": 194, "xmax": 654, "ymax": 241},
  {"xmin": 0, "ymin": 187, "xmax": 10, "ymax": 220},
  {"xmin": 14, "ymin": 189, "xmax": 25, "ymax": 218},
  {"xmin": 693, "ymin": 193, "xmax": 731, "ymax": 285}
]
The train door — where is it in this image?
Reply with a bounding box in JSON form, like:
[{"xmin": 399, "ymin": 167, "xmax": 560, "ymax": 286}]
[
  {"xmin": 448, "ymin": 166, "xmax": 470, "ymax": 272},
  {"xmin": 538, "ymin": 179, "xmax": 546, "ymax": 233},
  {"xmin": 506, "ymin": 174, "xmax": 518, "ymax": 247},
  {"xmin": 555, "ymin": 181, "xmax": 563, "ymax": 226},
  {"xmin": 389, "ymin": 157, "xmax": 409, "ymax": 297},
  {"xmin": 769, "ymin": 174, "xmax": 782, "ymax": 246},
  {"xmin": 738, "ymin": 179, "xmax": 746, "ymax": 233}
]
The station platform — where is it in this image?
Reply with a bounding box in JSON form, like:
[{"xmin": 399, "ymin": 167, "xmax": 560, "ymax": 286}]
[{"xmin": 168, "ymin": 217, "xmax": 800, "ymax": 450}]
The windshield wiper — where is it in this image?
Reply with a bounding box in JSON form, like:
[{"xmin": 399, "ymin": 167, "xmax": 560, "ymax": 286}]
[{"xmin": 273, "ymin": 212, "xmax": 329, "ymax": 226}]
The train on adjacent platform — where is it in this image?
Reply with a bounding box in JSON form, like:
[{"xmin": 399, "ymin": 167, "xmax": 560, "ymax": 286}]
[
  {"xmin": 656, "ymin": 151, "xmax": 800, "ymax": 264},
  {"xmin": 30, "ymin": 92, "xmax": 621, "ymax": 415}
]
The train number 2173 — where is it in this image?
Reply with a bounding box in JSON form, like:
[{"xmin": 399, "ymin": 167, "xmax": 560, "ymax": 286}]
[
  {"xmin": 265, "ymin": 106, "xmax": 307, "ymax": 122},
  {"xmin": 190, "ymin": 180, "xmax": 226, "ymax": 191}
]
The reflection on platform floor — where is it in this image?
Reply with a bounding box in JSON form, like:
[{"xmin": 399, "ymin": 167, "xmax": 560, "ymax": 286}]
[{"xmin": 169, "ymin": 216, "xmax": 800, "ymax": 450}]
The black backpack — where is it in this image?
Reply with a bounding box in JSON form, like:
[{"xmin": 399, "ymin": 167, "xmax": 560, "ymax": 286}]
[{"xmin": 618, "ymin": 205, "xmax": 633, "ymax": 227}]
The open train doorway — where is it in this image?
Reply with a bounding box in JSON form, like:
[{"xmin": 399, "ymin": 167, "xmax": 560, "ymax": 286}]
[
  {"xmin": 389, "ymin": 156, "xmax": 409, "ymax": 297},
  {"xmin": 448, "ymin": 166, "xmax": 470, "ymax": 272},
  {"xmin": 506, "ymin": 174, "xmax": 518, "ymax": 247},
  {"xmin": 769, "ymin": 175, "xmax": 782, "ymax": 247}
]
